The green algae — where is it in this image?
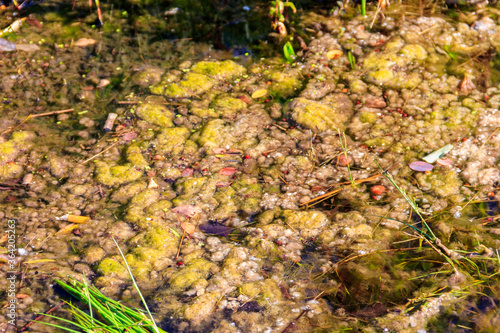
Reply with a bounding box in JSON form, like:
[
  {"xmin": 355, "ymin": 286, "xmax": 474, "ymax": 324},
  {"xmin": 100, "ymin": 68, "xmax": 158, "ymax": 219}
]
[
  {"xmin": 197, "ymin": 119, "xmax": 227, "ymax": 148},
  {"xmin": 155, "ymin": 127, "xmax": 193, "ymax": 155},
  {"xmin": 169, "ymin": 258, "xmax": 213, "ymax": 290},
  {"xmin": 126, "ymin": 144, "xmax": 150, "ymax": 169},
  {"xmin": 281, "ymin": 210, "xmax": 330, "ymax": 237},
  {"xmin": 268, "ymin": 70, "xmax": 302, "ymax": 99},
  {"xmin": 191, "ymin": 60, "xmax": 246, "ymax": 81},
  {"xmin": 136, "ymin": 103, "xmax": 175, "ymax": 127},
  {"xmin": 287, "ymin": 97, "xmax": 352, "ymax": 132},
  {"xmin": 97, "ymin": 258, "xmax": 129, "ymax": 279},
  {"xmin": 416, "ymin": 170, "xmax": 462, "ymax": 198},
  {"xmin": 94, "ymin": 161, "xmax": 143, "ymax": 186},
  {"xmin": 153, "ymin": 72, "xmax": 216, "ymax": 98},
  {"xmin": 0, "ymin": 131, "xmax": 35, "ymax": 180}
]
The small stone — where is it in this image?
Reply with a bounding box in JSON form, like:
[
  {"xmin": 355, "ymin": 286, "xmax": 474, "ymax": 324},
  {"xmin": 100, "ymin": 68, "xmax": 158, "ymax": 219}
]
[
  {"xmin": 409, "ymin": 161, "xmax": 434, "ymax": 172},
  {"xmin": 370, "ymin": 185, "xmax": 386, "ymax": 195},
  {"xmin": 334, "ymin": 154, "xmax": 353, "ymax": 167},
  {"xmin": 364, "ymin": 97, "xmax": 386, "ymax": 108}
]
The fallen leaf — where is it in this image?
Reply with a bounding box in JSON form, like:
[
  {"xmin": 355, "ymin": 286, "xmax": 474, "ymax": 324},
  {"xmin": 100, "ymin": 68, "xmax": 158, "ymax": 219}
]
[
  {"xmin": 122, "ymin": 132, "xmax": 138, "ymax": 141},
  {"xmin": 97, "ymin": 79, "xmax": 110, "ymax": 89},
  {"xmin": 409, "ymin": 161, "xmax": 434, "ymax": 172},
  {"xmin": 199, "ymin": 222, "xmax": 232, "ymax": 237},
  {"xmin": 326, "ymin": 49, "xmax": 343, "ymax": 60},
  {"xmin": 213, "ymin": 148, "xmax": 227, "ymax": 154},
  {"xmin": 66, "ymin": 215, "xmax": 90, "ymax": 223},
  {"xmin": 226, "ymin": 149, "xmax": 244, "ymax": 155},
  {"xmin": 181, "ymin": 168, "xmax": 194, "ymax": 177},
  {"xmin": 180, "ymin": 222, "xmax": 196, "ymax": 235},
  {"xmin": 219, "ymin": 167, "xmax": 238, "ymax": 176},
  {"xmin": 251, "ymin": 89, "xmax": 268, "ymax": 99},
  {"xmin": 25, "ymin": 18, "xmax": 42, "ymax": 28},
  {"xmin": 172, "ymin": 205, "xmax": 202, "ymax": 218},
  {"xmin": 216, "ymin": 181, "xmax": 232, "ymax": 188},
  {"xmin": 436, "ymin": 158, "xmax": 453, "ymax": 166},
  {"xmin": 0, "ymin": 38, "xmax": 16, "ymax": 52},
  {"xmin": 73, "ymin": 38, "xmax": 97, "ymax": 47},
  {"xmin": 56, "ymin": 224, "xmax": 80, "ymax": 235},
  {"xmin": 15, "ymin": 44, "xmax": 40, "ymax": 52},
  {"xmin": 16, "ymin": 294, "xmax": 30, "ymax": 299},
  {"xmin": 148, "ymin": 178, "xmax": 158, "ymax": 188}
]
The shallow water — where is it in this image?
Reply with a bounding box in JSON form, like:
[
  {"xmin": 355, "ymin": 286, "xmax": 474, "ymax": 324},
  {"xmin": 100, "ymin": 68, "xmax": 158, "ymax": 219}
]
[{"xmin": 1, "ymin": 1, "xmax": 500, "ymax": 332}]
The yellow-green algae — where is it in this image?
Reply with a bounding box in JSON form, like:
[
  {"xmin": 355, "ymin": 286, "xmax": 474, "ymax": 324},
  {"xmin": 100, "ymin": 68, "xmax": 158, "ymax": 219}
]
[
  {"xmin": 0, "ymin": 131, "xmax": 35, "ymax": 180},
  {"xmin": 281, "ymin": 210, "xmax": 330, "ymax": 237},
  {"xmin": 197, "ymin": 119, "xmax": 228, "ymax": 148},
  {"xmin": 126, "ymin": 144, "xmax": 150, "ymax": 169},
  {"xmin": 124, "ymin": 225, "xmax": 178, "ymax": 281},
  {"xmin": 94, "ymin": 161, "xmax": 143, "ymax": 186},
  {"xmin": 154, "ymin": 127, "xmax": 193, "ymax": 155},
  {"xmin": 239, "ymin": 279, "xmax": 283, "ymax": 305},
  {"xmin": 136, "ymin": 102, "xmax": 175, "ymax": 127},
  {"xmin": 152, "ymin": 72, "xmax": 216, "ymax": 98},
  {"xmin": 169, "ymin": 258, "xmax": 213, "ymax": 290},
  {"xmin": 287, "ymin": 97, "xmax": 352, "ymax": 132},
  {"xmin": 363, "ymin": 40, "xmax": 429, "ymax": 89},
  {"xmin": 268, "ymin": 70, "xmax": 302, "ymax": 98},
  {"xmin": 97, "ymin": 258, "xmax": 129, "ymax": 279},
  {"xmin": 416, "ymin": 170, "xmax": 462, "ymax": 198},
  {"xmin": 191, "ymin": 60, "xmax": 246, "ymax": 80}
]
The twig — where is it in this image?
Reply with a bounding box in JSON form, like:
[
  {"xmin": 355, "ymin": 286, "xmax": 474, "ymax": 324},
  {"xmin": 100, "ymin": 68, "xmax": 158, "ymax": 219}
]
[
  {"xmin": 176, "ymin": 229, "xmax": 186, "ymax": 259},
  {"xmin": 81, "ymin": 142, "xmax": 119, "ymax": 164},
  {"xmin": 117, "ymin": 101, "xmax": 140, "ymax": 105},
  {"xmin": 30, "ymin": 109, "xmax": 75, "ymax": 118},
  {"xmin": 17, "ymin": 301, "xmax": 64, "ymax": 332}
]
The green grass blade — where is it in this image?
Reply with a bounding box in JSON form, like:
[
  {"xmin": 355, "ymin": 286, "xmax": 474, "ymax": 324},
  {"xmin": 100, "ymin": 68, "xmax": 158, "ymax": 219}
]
[{"xmin": 113, "ymin": 237, "xmax": 162, "ymax": 333}]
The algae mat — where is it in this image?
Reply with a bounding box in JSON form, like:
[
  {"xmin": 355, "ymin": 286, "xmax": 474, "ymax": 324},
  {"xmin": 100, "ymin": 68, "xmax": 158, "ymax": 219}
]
[{"xmin": 1, "ymin": 1, "xmax": 500, "ymax": 332}]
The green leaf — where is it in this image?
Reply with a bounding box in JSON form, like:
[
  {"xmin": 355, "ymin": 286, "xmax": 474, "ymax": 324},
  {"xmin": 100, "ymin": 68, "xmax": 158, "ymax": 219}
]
[{"xmin": 283, "ymin": 41, "xmax": 296, "ymax": 63}]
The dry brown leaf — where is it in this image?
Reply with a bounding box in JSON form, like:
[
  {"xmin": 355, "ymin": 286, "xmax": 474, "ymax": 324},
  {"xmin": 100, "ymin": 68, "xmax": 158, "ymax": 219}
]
[
  {"xmin": 326, "ymin": 50, "xmax": 343, "ymax": 60},
  {"xmin": 172, "ymin": 205, "xmax": 202, "ymax": 218},
  {"xmin": 73, "ymin": 38, "xmax": 97, "ymax": 47},
  {"xmin": 180, "ymin": 222, "xmax": 196, "ymax": 235},
  {"xmin": 66, "ymin": 215, "xmax": 90, "ymax": 224},
  {"xmin": 56, "ymin": 224, "xmax": 80, "ymax": 235},
  {"xmin": 251, "ymin": 89, "xmax": 268, "ymax": 99}
]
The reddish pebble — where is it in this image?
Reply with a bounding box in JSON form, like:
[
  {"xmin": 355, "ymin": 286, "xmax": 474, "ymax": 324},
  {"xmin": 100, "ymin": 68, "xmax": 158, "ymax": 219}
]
[
  {"xmin": 181, "ymin": 168, "xmax": 194, "ymax": 177},
  {"xmin": 213, "ymin": 148, "xmax": 227, "ymax": 154},
  {"xmin": 409, "ymin": 161, "xmax": 434, "ymax": 172},
  {"xmin": 436, "ymin": 158, "xmax": 453, "ymax": 166},
  {"xmin": 334, "ymin": 155, "xmax": 353, "ymax": 167},
  {"xmin": 122, "ymin": 132, "xmax": 138, "ymax": 141},
  {"xmin": 219, "ymin": 167, "xmax": 238, "ymax": 176},
  {"xmin": 370, "ymin": 185, "xmax": 386, "ymax": 195}
]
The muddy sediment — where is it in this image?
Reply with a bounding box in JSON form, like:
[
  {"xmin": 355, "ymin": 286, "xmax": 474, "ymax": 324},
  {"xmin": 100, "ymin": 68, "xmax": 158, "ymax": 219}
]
[{"xmin": 1, "ymin": 1, "xmax": 500, "ymax": 332}]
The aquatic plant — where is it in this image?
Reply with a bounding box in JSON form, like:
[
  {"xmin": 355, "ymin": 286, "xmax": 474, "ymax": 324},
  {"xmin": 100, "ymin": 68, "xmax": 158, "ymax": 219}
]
[
  {"xmin": 38, "ymin": 238, "xmax": 164, "ymax": 333},
  {"xmin": 347, "ymin": 51, "xmax": 356, "ymax": 70},
  {"xmin": 269, "ymin": 0, "xmax": 296, "ymax": 35},
  {"xmin": 283, "ymin": 41, "xmax": 296, "ymax": 63}
]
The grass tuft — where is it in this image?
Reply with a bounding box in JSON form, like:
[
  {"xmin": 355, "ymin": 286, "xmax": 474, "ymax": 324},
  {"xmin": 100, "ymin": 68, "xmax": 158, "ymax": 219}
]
[{"xmin": 38, "ymin": 237, "xmax": 166, "ymax": 333}]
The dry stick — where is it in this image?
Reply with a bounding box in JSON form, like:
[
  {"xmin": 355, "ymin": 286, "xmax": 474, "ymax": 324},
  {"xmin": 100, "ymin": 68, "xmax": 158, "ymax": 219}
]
[
  {"xmin": 17, "ymin": 301, "xmax": 65, "ymax": 332},
  {"xmin": 30, "ymin": 108, "xmax": 75, "ymax": 118},
  {"xmin": 176, "ymin": 229, "xmax": 186, "ymax": 259},
  {"xmin": 81, "ymin": 142, "xmax": 119, "ymax": 164},
  {"xmin": 480, "ymin": 127, "xmax": 500, "ymax": 149},
  {"xmin": 117, "ymin": 101, "xmax": 140, "ymax": 105}
]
